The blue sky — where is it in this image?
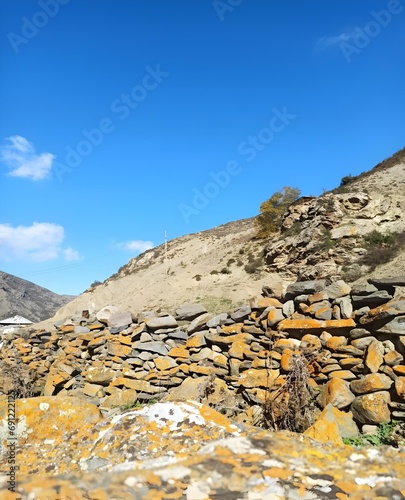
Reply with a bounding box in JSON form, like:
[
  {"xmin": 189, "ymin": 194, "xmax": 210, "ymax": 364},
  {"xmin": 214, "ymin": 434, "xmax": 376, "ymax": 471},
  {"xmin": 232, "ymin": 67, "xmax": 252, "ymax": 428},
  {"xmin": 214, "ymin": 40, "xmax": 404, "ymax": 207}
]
[{"xmin": 0, "ymin": 0, "xmax": 404, "ymax": 295}]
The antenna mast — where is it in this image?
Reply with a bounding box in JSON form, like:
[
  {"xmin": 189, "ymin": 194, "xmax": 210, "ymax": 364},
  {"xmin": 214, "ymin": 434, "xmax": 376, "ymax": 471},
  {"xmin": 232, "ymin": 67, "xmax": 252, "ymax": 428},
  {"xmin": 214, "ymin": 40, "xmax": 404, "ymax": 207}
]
[{"xmin": 164, "ymin": 230, "xmax": 168, "ymax": 276}]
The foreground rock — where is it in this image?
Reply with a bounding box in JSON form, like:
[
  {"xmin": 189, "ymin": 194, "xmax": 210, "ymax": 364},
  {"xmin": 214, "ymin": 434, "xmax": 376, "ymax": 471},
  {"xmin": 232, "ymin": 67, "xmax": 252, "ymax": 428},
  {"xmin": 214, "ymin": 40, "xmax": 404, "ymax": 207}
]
[{"xmin": 0, "ymin": 400, "xmax": 404, "ymax": 499}]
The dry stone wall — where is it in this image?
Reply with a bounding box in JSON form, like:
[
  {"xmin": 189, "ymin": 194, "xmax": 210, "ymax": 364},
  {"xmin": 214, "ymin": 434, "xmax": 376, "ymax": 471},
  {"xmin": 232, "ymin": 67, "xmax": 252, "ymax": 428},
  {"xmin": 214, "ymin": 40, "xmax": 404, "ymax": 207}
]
[{"xmin": 1, "ymin": 277, "xmax": 405, "ymax": 431}]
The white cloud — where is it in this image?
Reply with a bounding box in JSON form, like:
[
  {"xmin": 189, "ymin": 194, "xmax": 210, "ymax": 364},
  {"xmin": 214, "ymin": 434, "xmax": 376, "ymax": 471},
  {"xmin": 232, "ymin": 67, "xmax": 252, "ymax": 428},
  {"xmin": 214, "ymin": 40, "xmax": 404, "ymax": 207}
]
[
  {"xmin": 0, "ymin": 222, "xmax": 80, "ymax": 262},
  {"xmin": 63, "ymin": 247, "xmax": 81, "ymax": 262},
  {"xmin": 0, "ymin": 135, "xmax": 55, "ymax": 180},
  {"xmin": 316, "ymin": 32, "xmax": 355, "ymax": 50},
  {"xmin": 117, "ymin": 240, "xmax": 154, "ymax": 253}
]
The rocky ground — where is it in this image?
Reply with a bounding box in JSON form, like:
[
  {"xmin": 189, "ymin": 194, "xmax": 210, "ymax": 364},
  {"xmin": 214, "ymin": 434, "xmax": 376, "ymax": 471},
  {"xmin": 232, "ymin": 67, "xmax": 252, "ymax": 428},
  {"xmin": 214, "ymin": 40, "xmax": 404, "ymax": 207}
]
[{"xmin": 1, "ymin": 277, "xmax": 405, "ymax": 498}]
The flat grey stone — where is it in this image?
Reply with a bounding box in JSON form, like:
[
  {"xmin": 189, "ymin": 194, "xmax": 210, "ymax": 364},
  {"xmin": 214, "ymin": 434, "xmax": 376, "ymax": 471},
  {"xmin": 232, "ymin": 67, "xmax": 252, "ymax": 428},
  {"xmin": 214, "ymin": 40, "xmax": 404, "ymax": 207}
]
[
  {"xmin": 230, "ymin": 305, "xmax": 251, "ymax": 322},
  {"xmin": 175, "ymin": 303, "xmax": 207, "ymax": 321},
  {"xmin": 167, "ymin": 330, "xmax": 188, "ymax": 340},
  {"xmin": 188, "ymin": 313, "xmax": 213, "ymax": 334},
  {"xmin": 352, "ymin": 291, "xmax": 392, "ymax": 307},
  {"xmin": 286, "ymin": 280, "xmax": 326, "ymax": 297},
  {"xmin": 370, "ymin": 315, "xmax": 405, "ymax": 335},
  {"xmin": 368, "ymin": 276, "xmax": 405, "ymax": 287},
  {"xmin": 108, "ymin": 311, "xmax": 133, "ymax": 330},
  {"xmin": 132, "ymin": 341, "xmax": 168, "ymax": 356},
  {"xmin": 145, "ymin": 315, "xmax": 178, "ymax": 331},
  {"xmin": 206, "ymin": 313, "xmax": 229, "ymax": 328}
]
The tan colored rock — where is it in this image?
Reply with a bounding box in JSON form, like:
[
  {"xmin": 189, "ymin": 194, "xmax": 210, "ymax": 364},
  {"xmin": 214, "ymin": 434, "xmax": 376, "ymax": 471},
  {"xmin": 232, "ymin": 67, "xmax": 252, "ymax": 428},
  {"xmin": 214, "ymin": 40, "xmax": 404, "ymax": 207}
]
[
  {"xmin": 339, "ymin": 357, "xmax": 362, "ymax": 369},
  {"xmin": 256, "ymin": 297, "xmax": 283, "ymax": 309},
  {"xmin": 106, "ymin": 342, "xmax": 132, "ymax": 358},
  {"xmin": 304, "ymin": 404, "xmax": 358, "ymax": 445},
  {"xmin": 154, "ymin": 356, "xmax": 178, "ymax": 371},
  {"xmin": 350, "ymin": 373, "xmax": 393, "ymax": 395},
  {"xmin": 83, "ymin": 382, "xmax": 104, "ymax": 398},
  {"xmin": 351, "ymin": 391, "xmax": 391, "ymax": 425},
  {"xmin": 321, "ymin": 378, "xmax": 355, "ymax": 409},
  {"xmin": 300, "ymin": 334, "xmax": 322, "ymax": 351},
  {"xmin": 329, "ymin": 370, "xmax": 357, "ymax": 380},
  {"xmin": 365, "ymin": 339, "xmax": 384, "ymax": 373},
  {"xmin": 395, "ymin": 377, "xmax": 405, "ymax": 400},
  {"xmin": 267, "ymin": 307, "xmax": 285, "ymax": 327},
  {"xmin": 277, "ymin": 318, "xmax": 355, "ymax": 331},
  {"xmin": 238, "ymin": 369, "xmax": 279, "ymax": 389},
  {"xmin": 85, "ymin": 366, "xmax": 116, "ymax": 385},
  {"xmin": 228, "ymin": 340, "xmax": 252, "ymax": 360},
  {"xmin": 384, "ymin": 350, "xmax": 404, "ymax": 366},
  {"xmin": 325, "ymin": 336, "xmax": 347, "ymax": 351},
  {"xmin": 185, "ymin": 332, "xmax": 207, "ymax": 348},
  {"xmin": 273, "ymin": 338, "xmax": 301, "ymax": 352},
  {"xmin": 102, "ymin": 389, "xmax": 138, "ymax": 409},
  {"xmin": 393, "ymin": 365, "xmax": 405, "ymax": 376},
  {"xmin": 0, "ymin": 396, "xmax": 102, "ymax": 446},
  {"xmin": 220, "ymin": 323, "xmax": 244, "ymax": 335},
  {"xmin": 167, "ymin": 345, "xmax": 189, "ymax": 359}
]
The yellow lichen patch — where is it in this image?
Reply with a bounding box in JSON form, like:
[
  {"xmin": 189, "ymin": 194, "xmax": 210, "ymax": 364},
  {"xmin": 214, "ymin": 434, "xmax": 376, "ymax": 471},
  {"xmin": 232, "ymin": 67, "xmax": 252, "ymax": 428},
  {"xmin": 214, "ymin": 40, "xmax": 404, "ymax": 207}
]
[
  {"xmin": 278, "ymin": 318, "xmax": 322, "ymax": 330},
  {"xmin": 257, "ymin": 297, "xmax": 283, "ymax": 309},
  {"xmin": 238, "ymin": 369, "xmax": 279, "ymax": 389},
  {"xmin": 228, "ymin": 340, "xmax": 252, "ymax": 360},
  {"xmin": 154, "ymin": 357, "xmax": 177, "ymax": 371},
  {"xmin": 393, "ymin": 365, "xmax": 405, "ymax": 375},
  {"xmin": 395, "ymin": 377, "xmax": 405, "ymax": 400},
  {"xmin": 335, "ymin": 481, "xmax": 366, "ymax": 495},
  {"xmin": 107, "ymin": 342, "xmax": 132, "ymax": 357},
  {"xmin": 168, "ymin": 345, "xmax": 189, "ymax": 359},
  {"xmin": 185, "ymin": 334, "xmax": 206, "ymax": 348},
  {"xmin": 325, "ymin": 336, "xmax": 347, "ymax": 351},
  {"xmin": 324, "ymin": 319, "xmax": 356, "ymax": 328},
  {"xmin": 221, "ymin": 323, "xmax": 244, "ymax": 334},
  {"xmin": 117, "ymin": 332, "xmax": 132, "ymax": 345},
  {"xmin": 263, "ymin": 467, "xmax": 292, "ymax": 480},
  {"xmin": 0, "ymin": 396, "xmax": 102, "ymax": 446},
  {"xmin": 59, "ymin": 324, "xmax": 75, "ymax": 333},
  {"xmin": 198, "ymin": 403, "xmax": 240, "ymax": 433}
]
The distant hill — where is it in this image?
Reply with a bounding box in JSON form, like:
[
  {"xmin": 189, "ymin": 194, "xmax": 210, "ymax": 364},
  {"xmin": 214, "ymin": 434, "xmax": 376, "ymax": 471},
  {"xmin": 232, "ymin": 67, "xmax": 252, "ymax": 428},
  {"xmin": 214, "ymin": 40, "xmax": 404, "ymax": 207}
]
[
  {"xmin": 0, "ymin": 271, "xmax": 75, "ymax": 323},
  {"xmin": 40, "ymin": 147, "xmax": 405, "ymax": 326}
]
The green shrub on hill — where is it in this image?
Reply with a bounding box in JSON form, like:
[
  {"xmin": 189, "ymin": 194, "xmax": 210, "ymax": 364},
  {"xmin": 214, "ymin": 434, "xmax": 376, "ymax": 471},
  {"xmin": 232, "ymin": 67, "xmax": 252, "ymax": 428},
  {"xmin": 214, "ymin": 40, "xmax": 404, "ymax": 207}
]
[{"xmin": 255, "ymin": 186, "xmax": 301, "ymax": 238}]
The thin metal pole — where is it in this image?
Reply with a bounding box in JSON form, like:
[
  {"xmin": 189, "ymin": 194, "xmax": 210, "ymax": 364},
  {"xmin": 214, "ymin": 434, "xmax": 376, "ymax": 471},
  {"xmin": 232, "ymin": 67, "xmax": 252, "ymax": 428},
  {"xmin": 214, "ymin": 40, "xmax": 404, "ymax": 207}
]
[{"xmin": 164, "ymin": 230, "xmax": 168, "ymax": 276}]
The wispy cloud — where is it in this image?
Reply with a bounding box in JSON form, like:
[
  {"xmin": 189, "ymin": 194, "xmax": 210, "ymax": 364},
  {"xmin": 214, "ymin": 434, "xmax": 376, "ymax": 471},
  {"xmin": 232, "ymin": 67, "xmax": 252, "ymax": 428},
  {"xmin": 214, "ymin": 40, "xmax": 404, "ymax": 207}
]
[
  {"xmin": 117, "ymin": 240, "xmax": 154, "ymax": 253},
  {"xmin": 316, "ymin": 32, "xmax": 355, "ymax": 50},
  {"xmin": 0, "ymin": 135, "xmax": 55, "ymax": 180},
  {"xmin": 0, "ymin": 222, "xmax": 81, "ymax": 262},
  {"xmin": 63, "ymin": 247, "xmax": 81, "ymax": 262}
]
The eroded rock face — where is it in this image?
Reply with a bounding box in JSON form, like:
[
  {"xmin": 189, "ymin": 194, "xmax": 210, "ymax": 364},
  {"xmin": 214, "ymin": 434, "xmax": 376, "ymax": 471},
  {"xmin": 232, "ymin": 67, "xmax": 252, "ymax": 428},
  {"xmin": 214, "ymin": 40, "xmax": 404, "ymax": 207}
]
[
  {"xmin": 1, "ymin": 400, "xmax": 404, "ymax": 499},
  {"xmin": 264, "ymin": 178, "xmax": 405, "ymax": 281}
]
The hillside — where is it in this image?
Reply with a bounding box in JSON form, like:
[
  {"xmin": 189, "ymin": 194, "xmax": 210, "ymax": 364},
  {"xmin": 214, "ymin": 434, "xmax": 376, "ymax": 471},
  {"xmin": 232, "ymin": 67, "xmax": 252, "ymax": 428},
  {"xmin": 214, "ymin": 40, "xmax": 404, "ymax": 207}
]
[
  {"xmin": 0, "ymin": 271, "xmax": 74, "ymax": 323},
  {"xmin": 40, "ymin": 147, "xmax": 405, "ymax": 326}
]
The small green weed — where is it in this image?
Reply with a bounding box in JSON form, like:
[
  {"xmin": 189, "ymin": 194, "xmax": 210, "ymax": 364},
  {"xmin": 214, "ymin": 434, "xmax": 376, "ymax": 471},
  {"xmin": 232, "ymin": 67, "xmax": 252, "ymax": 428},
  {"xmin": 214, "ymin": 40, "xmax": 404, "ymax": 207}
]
[{"xmin": 343, "ymin": 421, "xmax": 402, "ymax": 447}]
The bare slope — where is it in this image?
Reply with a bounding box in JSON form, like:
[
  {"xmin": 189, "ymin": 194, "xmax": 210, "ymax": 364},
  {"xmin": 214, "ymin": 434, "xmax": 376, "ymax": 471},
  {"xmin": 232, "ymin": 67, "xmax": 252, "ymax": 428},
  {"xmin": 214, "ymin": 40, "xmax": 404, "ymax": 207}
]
[
  {"xmin": 0, "ymin": 271, "xmax": 75, "ymax": 323},
  {"xmin": 42, "ymin": 147, "xmax": 405, "ymax": 326}
]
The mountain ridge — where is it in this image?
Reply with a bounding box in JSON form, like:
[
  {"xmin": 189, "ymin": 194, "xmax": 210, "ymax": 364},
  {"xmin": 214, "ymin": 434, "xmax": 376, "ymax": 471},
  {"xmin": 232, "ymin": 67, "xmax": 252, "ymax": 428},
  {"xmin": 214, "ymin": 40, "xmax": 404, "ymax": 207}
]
[{"xmin": 0, "ymin": 271, "xmax": 75, "ymax": 323}]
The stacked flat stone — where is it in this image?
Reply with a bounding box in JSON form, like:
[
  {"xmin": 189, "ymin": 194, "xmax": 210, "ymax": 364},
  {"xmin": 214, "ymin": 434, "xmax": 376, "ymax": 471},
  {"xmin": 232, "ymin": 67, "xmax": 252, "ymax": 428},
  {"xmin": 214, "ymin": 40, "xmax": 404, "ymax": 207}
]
[{"xmin": 1, "ymin": 277, "xmax": 405, "ymax": 430}]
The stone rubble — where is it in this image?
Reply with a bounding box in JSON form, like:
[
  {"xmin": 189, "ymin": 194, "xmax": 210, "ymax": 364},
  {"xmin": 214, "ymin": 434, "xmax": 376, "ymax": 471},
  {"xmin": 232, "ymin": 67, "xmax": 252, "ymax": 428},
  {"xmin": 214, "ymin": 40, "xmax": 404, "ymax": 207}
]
[{"xmin": 1, "ymin": 277, "xmax": 405, "ymax": 497}]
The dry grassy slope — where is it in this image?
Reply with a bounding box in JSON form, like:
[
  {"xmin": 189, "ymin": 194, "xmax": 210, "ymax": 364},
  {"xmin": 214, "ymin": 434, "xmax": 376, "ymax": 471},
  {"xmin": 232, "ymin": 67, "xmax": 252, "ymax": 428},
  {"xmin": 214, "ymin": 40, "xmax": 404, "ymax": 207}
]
[
  {"xmin": 41, "ymin": 217, "xmax": 285, "ymax": 325},
  {"xmin": 345, "ymin": 148, "xmax": 405, "ymax": 282},
  {"xmin": 40, "ymin": 147, "xmax": 405, "ymax": 326}
]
